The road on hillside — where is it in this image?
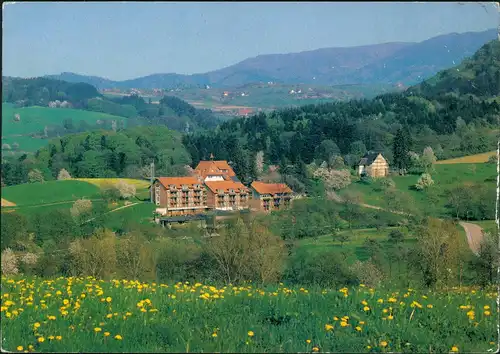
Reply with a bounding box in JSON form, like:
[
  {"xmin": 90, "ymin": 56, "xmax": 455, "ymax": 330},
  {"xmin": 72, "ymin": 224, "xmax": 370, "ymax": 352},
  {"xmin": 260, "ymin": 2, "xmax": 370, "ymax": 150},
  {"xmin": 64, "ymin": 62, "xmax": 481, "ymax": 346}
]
[
  {"xmin": 459, "ymin": 222, "xmax": 485, "ymax": 256},
  {"xmin": 330, "ymin": 191, "xmax": 485, "ymax": 255}
]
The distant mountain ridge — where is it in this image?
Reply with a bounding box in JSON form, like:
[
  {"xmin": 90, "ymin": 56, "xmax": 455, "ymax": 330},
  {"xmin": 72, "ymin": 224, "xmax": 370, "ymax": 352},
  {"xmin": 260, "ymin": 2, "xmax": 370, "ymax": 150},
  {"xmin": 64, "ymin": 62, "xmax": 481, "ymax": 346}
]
[{"xmin": 43, "ymin": 29, "xmax": 497, "ymax": 89}]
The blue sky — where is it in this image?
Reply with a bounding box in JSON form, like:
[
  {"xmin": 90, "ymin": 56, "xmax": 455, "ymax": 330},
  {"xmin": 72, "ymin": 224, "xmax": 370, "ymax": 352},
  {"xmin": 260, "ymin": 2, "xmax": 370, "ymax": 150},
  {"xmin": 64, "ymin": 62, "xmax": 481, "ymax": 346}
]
[{"xmin": 2, "ymin": 2, "xmax": 498, "ymax": 81}]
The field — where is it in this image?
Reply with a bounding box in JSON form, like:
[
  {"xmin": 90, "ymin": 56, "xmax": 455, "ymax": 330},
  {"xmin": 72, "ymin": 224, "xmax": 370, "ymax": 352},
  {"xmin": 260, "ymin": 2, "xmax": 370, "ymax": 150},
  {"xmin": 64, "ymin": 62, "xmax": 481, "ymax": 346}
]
[
  {"xmin": 74, "ymin": 178, "xmax": 150, "ymax": 189},
  {"xmin": 436, "ymin": 151, "xmax": 497, "ymax": 164},
  {"xmin": 341, "ymin": 163, "xmax": 496, "ymax": 217},
  {"xmin": 1, "ymin": 276, "xmax": 497, "ymax": 353},
  {"xmin": 1, "ymin": 180, "xmax": 101, "ymax": 208},
  {"xmin": 1, "ymin": 103, "xmax": 128, "ymax": 153}
]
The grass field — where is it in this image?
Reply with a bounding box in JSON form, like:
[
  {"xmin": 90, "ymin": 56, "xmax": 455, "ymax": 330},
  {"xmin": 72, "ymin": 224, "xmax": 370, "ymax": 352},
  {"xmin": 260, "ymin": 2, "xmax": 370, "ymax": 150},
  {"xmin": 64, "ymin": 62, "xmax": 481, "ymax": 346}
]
[
  {"xmin": 1, "ymin": 276, "xmax": 497, "ymax": 353},
  {"xmin": 1, "ymin": 103, "xmax": 128, "ymax": 153},
  {"xmin": 74, "ymin": 178, "xmax": 150, "ymax": 189},
  {"xmin": 340, "ymin": 163, "xmax": 496, "ymax": 217},
  {"xmin": 1, "ymin": 180, "xmax": 101, "ymax": 207},
  {"xmin": 436, "ymin": 151, "xmax": 497, "ymax": 164},
  {"xmin": 101, "ymin": 202, "xmax": 156, "ymax": 230}
]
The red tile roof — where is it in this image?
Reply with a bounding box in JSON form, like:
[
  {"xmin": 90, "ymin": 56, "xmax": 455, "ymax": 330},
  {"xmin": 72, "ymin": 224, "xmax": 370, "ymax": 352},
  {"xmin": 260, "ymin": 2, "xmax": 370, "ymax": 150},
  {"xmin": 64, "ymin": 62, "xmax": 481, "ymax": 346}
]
[
  {"xmin": 251, "ymin": 181, "xmax": 293, "ymax": 195},
  {"xmin": 205, "ymin": 181, "xmax": 248, "ymax": 194},
  {"xmin": 156, "ymin": 177, "xmax": 201, "ymax": 188},
  {"xmin": 195, "ymin": 160, "xmax": 236, "ymax": 177}
]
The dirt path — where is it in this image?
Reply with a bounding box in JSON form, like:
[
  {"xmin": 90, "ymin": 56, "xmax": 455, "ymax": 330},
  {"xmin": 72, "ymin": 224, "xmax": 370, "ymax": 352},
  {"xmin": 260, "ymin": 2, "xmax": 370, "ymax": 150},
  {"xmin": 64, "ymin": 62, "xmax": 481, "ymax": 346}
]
[
  {"xmin": 331, "ymin": 192, "xmax": 484, "ymax": 255},
  {"xmin": 3, "ymin": 199, "xmax": 104, "ymax": 209},
  {"xmin": 458, "ymin": 222, "xmax": 484, "ymax": 256},
  {"xmin": 81, "ymin": 202, "xmax": 142, "ymax": 224}
]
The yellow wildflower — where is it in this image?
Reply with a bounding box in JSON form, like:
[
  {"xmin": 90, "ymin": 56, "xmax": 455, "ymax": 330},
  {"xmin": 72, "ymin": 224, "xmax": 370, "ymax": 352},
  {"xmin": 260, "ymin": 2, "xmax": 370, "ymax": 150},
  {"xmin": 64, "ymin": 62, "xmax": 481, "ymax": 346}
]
[
  {"xmin": 306, "ymin": 339, "xmax": 312, "ymax": 344},
  {"xmin": 212, "ymin": 332, "xmax": 217, "ymax": 338},
  {"xmin": 33, "ymin": 322, "xmax": 41, "ymax": 329},
  {"xmin": 114, "ymin": 335, "xmax": 123, "ymax": 340},
  {"xmin": 355, "ymin": 326, "xmax": 362, "ymax": 331},
  {"xmin": 427, "ymin": 304, "xmax": 433, "ymax": 309},
  {"xmin": 37, "ymin": 337, "xmax": 45, "ymax": 343},
  {"xmin": 325, "ymin": 324, "xmax": 334, "ymax": 331},
  {"xmin": 106, "ymin": 314, "xmax": 113, "ymax": 319},
  {"xmin": 340, "ymin": 321, "xmax": 349, "ymax": 327},
  {"xmin": 380, "ymin": 340, "xmax": 388, "ymax": 347},
  {"xmin": 451, "ymin": 346, "xmax": 459, "ymax": 352},
  {"xmin": 94, "ymin": 327, "xmax": 102, "ymax": 332},
  {"xmin": 363, "ymin": 306, "xmax": 370, "ymax": 311},
  {"xmin": 484, "ymin": 311, "xmax": 491, "ymax": 316},
  {"xmin": 312, "ymin": 346, "xmax": 319, "ymax": 352},
  {"xmin": 387, "ymin": 315, "xmax": 394, "ymax": 320},
  {"xmin": 104, "ymin": 332, "xmax": 110, "ymax": 337},
  {"xmin": 484, "ymin": 305, "xmax": 490, "ymax": 310},
  {"xmin": 17, "ymin": 346, "xmax": 23, "ymax": 351},
  {"xmin": 248, "ymin": 331, "xmax": 254, "ymax": 337},
  {"xmin": 56, "ymin": 336, "xmax": 62, "ymax": 340},
  {"xmin": 106, "ymin": 297, "xmax": 112, "ymax": 303}
]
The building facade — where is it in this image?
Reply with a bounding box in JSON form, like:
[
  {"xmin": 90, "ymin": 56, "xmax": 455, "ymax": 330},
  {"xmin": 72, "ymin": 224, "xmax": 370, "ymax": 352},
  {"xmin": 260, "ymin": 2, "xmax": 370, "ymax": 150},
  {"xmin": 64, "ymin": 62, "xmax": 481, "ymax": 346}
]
[
  {"xmin": 152, "ymin": 177, "xmax": 209, "ymax": 217},
  {"xmin": 205, "ymin": 181, "xmax": 251, "ymax": 211},
  {"xmin": 250, "ymin": 181, "xmax": 293, "ymax": 212},
  {"xmin": 358, "ymin": 153, "xmax": 389, "ymax": 178}
]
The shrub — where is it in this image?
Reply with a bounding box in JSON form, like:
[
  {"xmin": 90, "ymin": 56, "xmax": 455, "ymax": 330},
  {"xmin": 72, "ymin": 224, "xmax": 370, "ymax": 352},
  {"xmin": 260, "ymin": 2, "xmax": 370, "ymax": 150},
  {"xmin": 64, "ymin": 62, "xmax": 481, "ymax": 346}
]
[
  {"xmin": 313, "ymin": 168, "xmax": 352, "ymax": 191},
  {"xmin": 487, "ymin": 155, "xmax": 497, "ymax": 164},
  {"xmin": 373, "ymin": 178, "xmax": 395, "ymax": 192},
  {"xmin": 1, "ymin": 248, "xmax": 19, "ymax": 275},
  {"xmin": 350, "ymin": 260, "xmax": 384, "ymax": 287},
  {"xmin": 57, "ymin": 168, "xmax": 72, "ymax": 180},
  {"xmin": 101, "ymin": 185, "xmax": 121, "ymax": 203},
  {"xmin": 70, "ymin": 199, "xmax": 93, "ymax": 218},
  {"xmin": 388, "ymin": 229, "xmax": 405, "ymax": 243},
  {"xmin": 415, "ymin": 173, "xmax": 434, "ymax": 191},
  {"xmin": 28, "ymin": 169, "xmax": 44, "ymax": 183}
]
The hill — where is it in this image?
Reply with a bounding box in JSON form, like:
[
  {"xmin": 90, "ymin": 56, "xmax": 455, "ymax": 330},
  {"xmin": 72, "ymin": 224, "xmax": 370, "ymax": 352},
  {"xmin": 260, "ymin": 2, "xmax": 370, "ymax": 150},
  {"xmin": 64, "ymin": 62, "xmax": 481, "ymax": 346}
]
[
  {"xmin": 410, "ymin": 39, "xmax": 500, "ymax": 97},
  {"xmin": 1, "ymin": 103, "xmax": 129, "ymax": 154},
  {"xmin": 182, "ymin": 40, "xmax": 499, "ymax": 188},
  {"xmin": 44, "ymin": 29, "xmax": 496, "ymax": 89}
]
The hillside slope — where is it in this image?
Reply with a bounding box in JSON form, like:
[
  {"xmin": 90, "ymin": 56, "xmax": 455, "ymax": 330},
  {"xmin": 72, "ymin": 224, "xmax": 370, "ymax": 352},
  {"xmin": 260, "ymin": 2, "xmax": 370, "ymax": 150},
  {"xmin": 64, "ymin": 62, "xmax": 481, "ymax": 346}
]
[
  {"xmin": 44, "ymin": 29, "xmax": 496, "ymax": 89},
  {"xmin": 409, "ymin": 39, "xmax": 500, "ymax": 97}
]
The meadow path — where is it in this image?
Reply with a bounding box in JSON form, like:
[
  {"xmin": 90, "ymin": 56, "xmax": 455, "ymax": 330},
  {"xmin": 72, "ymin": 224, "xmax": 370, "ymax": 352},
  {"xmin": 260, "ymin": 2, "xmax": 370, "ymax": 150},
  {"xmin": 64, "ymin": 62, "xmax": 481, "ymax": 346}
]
[
  {"xmin": 329, "ymin": 191, "xmax": 484, "ymax": 255},
  {"xmin": 81, "ymin": 201, "xmax": 142, "ymax": 224},
  {"xmin": 458, "ymin": 222, "xmax": 484, "ymax": 256}
]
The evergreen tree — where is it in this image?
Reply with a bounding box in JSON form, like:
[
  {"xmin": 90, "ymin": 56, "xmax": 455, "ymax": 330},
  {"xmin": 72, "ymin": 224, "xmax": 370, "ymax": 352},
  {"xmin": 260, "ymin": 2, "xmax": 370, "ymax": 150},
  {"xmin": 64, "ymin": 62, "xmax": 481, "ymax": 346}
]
[{"xmin": 392, "ymin": 127, "xmax": 412, "ymax": 175}]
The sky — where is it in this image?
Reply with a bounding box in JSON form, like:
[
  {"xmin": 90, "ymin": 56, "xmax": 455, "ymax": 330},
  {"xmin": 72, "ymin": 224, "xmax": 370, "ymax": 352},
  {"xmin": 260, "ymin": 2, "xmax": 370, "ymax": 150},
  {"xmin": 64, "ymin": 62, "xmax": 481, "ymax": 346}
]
[{"xmin": 2, "ymin": 1, "xmax": 498, "ymax": 81}]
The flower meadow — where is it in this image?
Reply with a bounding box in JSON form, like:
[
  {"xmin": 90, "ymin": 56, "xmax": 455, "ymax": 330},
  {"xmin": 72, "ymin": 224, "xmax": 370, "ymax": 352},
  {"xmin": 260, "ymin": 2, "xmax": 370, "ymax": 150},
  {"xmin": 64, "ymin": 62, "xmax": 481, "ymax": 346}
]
[{"xmin": 1, "ymin": 276, "xmax": 498, "ymax": 353}]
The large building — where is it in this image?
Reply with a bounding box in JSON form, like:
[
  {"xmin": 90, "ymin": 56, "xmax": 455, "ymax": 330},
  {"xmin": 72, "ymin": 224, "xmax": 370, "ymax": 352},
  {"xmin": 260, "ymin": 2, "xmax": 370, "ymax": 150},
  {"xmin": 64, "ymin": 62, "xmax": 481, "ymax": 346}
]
[
  {"xmin": 194, "ymin": 160, "xmax": 237, "ymax": 182},
  {"xmin": 250, "ymin": 181, "xmax": 293, "ymax": 212},
  {"xmin": 205, "ymin": 181, "xmax": 251, "ymax": 211},
  {"xmin": 358, "ymin": 153, "xmax": 389, "ymax": 178},
  {"xmin": 151, "ymin": 177, "xmax": 208, "ymax": 217}
]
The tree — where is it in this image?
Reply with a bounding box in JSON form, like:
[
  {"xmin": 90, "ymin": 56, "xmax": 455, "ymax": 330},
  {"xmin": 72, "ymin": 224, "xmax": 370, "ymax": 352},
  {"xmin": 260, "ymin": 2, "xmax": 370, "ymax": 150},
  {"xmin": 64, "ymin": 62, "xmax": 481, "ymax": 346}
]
[
  {"xmin": 388, "ymin": 229, "xmax": 405, "ymax": 244},
  {"xmin": 342, "ymin": 192, "xmax": 362, "ymax": 229},
  {"xmin": 392, "ymin": 127, "xmax": 412, "ymax": 175},
  {"xmin": 57, "ymin": 168, "xmax": 72, "ymax": 180},
  {"xmin": 1, "ymin": 248, "xmax": 19, "ymax": 275},
  {"xmin": 315, "ymin": 140, "xmax": 340, "ymax": 163},
  {"xmin": 28, "ymin": 169, "xmax": 44, "ymax": 183},
  {"xmin": 70, "ymin": 199, "xmax": 93, "ymax": 219},
  {"xmin": 414, "ymin": 218, "xmax": 462, "ymax": 287},
  {"xmin": 116, "ymin": 231, "xmax": 156, "ymax": 280},
  {"xmin": 313, "ymin": 167, "xmax": 351, "ymax": 191},
  {"xmin": 421, "ymin": 147, "xmax": 437, "ymax": 172},
  {"xmin": 415, "ymin": 173, "xmax": 434, "ymax": 191},
  {"xmin": 255, "ymin": 151, "xmax": 264, "ymax": 175},
  {"xmin": 469, "ymin": 232, "xmax": 499, "ymax": 286},
  {"xmin": 1, "ymin": 212, "xmax": 29, "ymax": 251},
  {"xmin": 115, "ymin": 180, "xmax": 136, "ymax": 199}
]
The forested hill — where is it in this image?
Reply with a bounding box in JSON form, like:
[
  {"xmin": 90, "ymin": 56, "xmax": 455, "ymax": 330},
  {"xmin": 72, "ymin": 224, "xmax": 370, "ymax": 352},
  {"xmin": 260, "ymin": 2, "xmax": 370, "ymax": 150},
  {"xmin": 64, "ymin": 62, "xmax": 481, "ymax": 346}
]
[
  {"xmin": 182, "ymin": 40, "xmax": 499, "ymax": 187},
  {"xmin": 1, "ymin": 77, "xmax": 222, "ymax": 133},
  {"xmin": 409, "ymin": 39, "xmax": 500, "ymax": 98}
]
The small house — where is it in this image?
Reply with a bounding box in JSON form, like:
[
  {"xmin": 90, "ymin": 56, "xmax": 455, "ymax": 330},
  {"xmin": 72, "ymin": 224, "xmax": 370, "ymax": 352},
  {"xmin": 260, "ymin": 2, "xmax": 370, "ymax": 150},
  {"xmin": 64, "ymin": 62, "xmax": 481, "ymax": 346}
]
[
  {"xmin": 250, "ymin": 181, "xmax": 293, "ymax": 212},
  {"xmin": 358, "ymin": 153, "xmax": 389, "ymax": 178}
]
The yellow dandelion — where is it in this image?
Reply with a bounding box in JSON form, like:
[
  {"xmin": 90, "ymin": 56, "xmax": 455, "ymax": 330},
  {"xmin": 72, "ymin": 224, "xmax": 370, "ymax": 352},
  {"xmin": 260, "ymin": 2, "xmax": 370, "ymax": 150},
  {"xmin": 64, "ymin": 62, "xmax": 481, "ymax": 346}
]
[
  {"xmin": 94, "ymin": 327, "xmax": 102, "ymax": 332},
  {"xmin": 359, "ymin": 321, "xmax": 365, "ymax": 325},
  {"xmin": 33, "ymin": 322, "xmax": 41, "ymax": 329},
  {"xmin": 312, "ymin": 346, "xmax": 320, "ymax": 352},
  {"xmin": 104, "ymin": 332, "xmax": 110, "ymax": 337},
  {"xmin": 106, "ymin": 297, "xmax": 112, "ymax": 303},
  {"xmin": 427, "ymin": 304, "xmax": 433, "ymax": 309},
  {"xmin": 248, "ymin": 331, "xmax": 254, "ymax": 337},
  {"xmin": 114, "ymin": 335, "xmax": 123, "ymax": 340},
  {"xmin": 17, "ymin": 346, "xmax": 23, "ymax": 351},
  {"xmin": 355, "ymin": 326, "xmax": 362, "ymax": 331},
  {"xmin": 484, "ymin": 305, "xmax": 490, "ymax": 310},
  {"xmin": 333, "ymin": 316, "xmax": 339, "ymax": 321},
  {"xmin": 212, "ymin": 332, "xmax": 217, "ymax": 338},
  {"xmin": 363, "ymin": 306, "xmax": 370, "ymax": 312},
  {"xmin": 106, "ymin": 314, "xmax": 113, "ymax": 319},
  {"xmin": 48, "ymin": 336, "xmax": 54, "ymax": 340},
  {"xmin": 37, "ymin": 337, "xmax": 45, "ymax": 343},
  {"xmin": 484, "ymin": 311, "xmax": 491, "ymax": 316},
  {"xmin": 451, "ymin": 345, "xmax": 459, "ymax": 352},
  {"xmin": 55, "ymin": 336, "xmax": 62, "ymax": 341},
  {"xmin": 377, "ymin": 298, "xmax": 384, "ymax": 303},
  {"xmin": 325, "ymin": 324, "xmax": 334, "ymax": 331},
  {"xmin": 306, "ymin": 339, "xmax": 311, "ymax": 344},
  {"xmin": 340, "ymin": 321, "xmax": 349, "ymax": 327},
  {"xmin": 380, "ymin": 340, "xmax": 388, "ymax": 347},
  {"xmin": 387, "ymin": 315, "xmax": 394, "ymax": 320}
]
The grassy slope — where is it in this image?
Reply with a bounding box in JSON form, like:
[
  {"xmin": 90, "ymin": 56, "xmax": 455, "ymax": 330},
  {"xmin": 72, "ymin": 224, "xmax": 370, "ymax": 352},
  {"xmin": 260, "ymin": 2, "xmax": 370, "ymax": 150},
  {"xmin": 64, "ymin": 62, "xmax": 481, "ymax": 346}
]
[
  {"xmin": 1, "ymin": 103, "xmax": 128, "ymax": 152},
  {"xmin": 340, "ymin": 163, "xmax": 496, "ymax": 217},
  {"xmin": 101, "ymin": 202, "xmax": 156, "ymax": 230},
  {"xmin": 1, "ymin": 276, "xmax": 497, "ymax": 353},
  {"xmin": 1, "ymin": 180, "xmax": 101, "ymax": 207}
]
